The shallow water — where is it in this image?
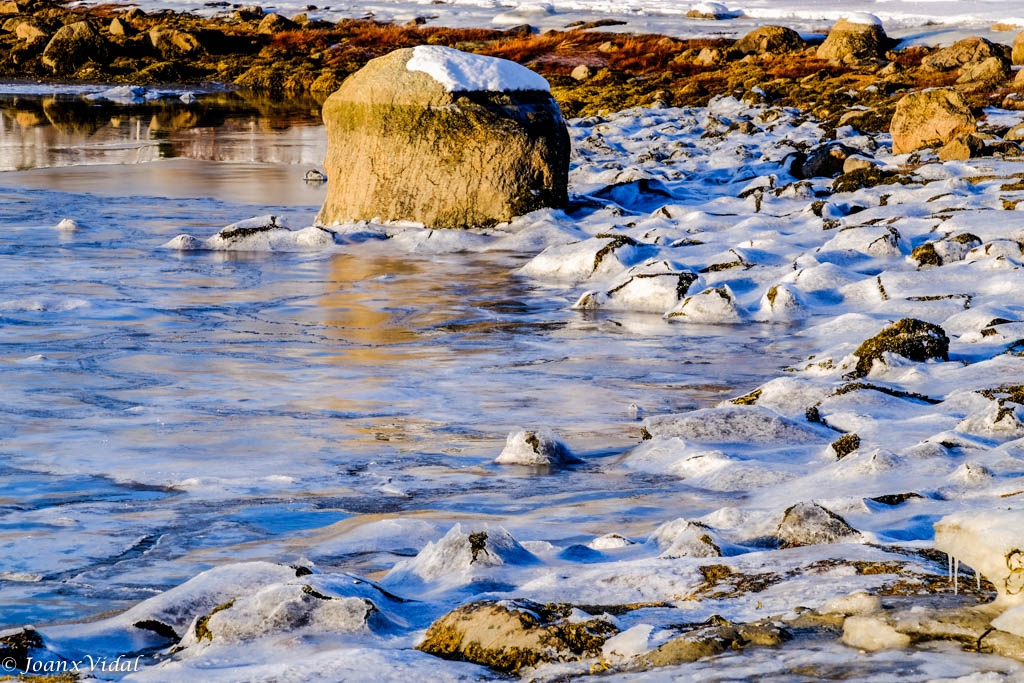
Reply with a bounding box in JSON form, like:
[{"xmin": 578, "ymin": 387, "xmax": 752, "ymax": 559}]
[{"xmin": 0, "ymin": 93, "xmax": 817, "ymax": 631}]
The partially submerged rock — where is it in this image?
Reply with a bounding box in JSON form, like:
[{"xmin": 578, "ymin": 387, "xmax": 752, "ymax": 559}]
[
  {"xmin": 417, "ymin": 599, "xmax": 617, "ymax": 672},
  {"xmin": 889, "ymin": 88, "xmax": 976, "ymax": 155},
  {"xmin": 315, "ymin": 46, "xmax": 570, "ymax": 229},
  {"xmin": 495, "ymin": 429, "xmax": 579, "ymax": 466},
  {"xmin": 849, "ymin": 318, "xmax": 950, "ymax": 378},
  {"xmin": 777, "ymin": 502, "xmax": 861, "ymax": 547}
]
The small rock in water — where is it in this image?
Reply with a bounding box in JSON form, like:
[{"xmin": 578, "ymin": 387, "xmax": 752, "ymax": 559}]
[
  {"xmin": 304, "ymin": 168, "xmax": 327, "ymax": 183},
  {"xmin": 55, "ymin": 218, "xmax": 78, "ymax": 232},
  {"xmin": 495, "ymin": 429, "xmax": 579, "ymax": 466}
]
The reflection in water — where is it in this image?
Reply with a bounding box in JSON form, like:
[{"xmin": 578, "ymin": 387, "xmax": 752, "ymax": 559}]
[{"xmin": 0, "ymin": 91, "xmax": 328, "ymax": 171}]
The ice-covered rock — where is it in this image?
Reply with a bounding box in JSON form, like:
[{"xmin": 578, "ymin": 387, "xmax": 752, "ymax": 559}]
[
  {"xmin": 842, "ymin": 615, "xmax": 910, "ymax": 651},
  {"xmin": 163, "ymin": 216, "xmax": 338, "ymax": 252},
  {"xmin": 382, "ymin": 524, "xmax": 537, "ymax": 589},
  {"xmin": 573, "ymin": 260, "xmax": 697, "ymax": 313},
  {"xmin": 777, "ymin": 502, "xmax": 862, "ymax": 547},
  {"xmin": 643, "ymin": 405, "xmax": 824, "ymax": 444},
  {"xmin": 54, "ymin": 218, "xmax": 78, "ymax": 232},
  {"xmin": 664, "ymin": 285, "xmax": 743, "ymax": 323},
  {"xmin": 821, "ymin": 590, "xmax": 881, "ymax": 616},
  {"xmin": 934, "ymin": 511, "xmax": 1024, "ymax": 607},
  {"xmin": 494, "ymin": 429, "xmax": 579, "ymax": 466},
  {"xmin": 178, "ymin": 583, "xmax": 377, "ymax": 648},
  {"xmin": 649, "ymin": 518, "xmax": 722, "ymax": 558}
]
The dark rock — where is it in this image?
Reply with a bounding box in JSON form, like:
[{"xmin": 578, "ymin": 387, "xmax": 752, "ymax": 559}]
[
  {"xmin": 798, "ymin": 142, "xmax": 859, "ymax": 178},
  {"xmin": 734, "ymin": 25, "xmax": 804, "ymax": 55},
  {"xmin": 41, "ymin": 20, "xmax": 108, "ymax": 75},
  {"xmin": 850, "ymin": 318, "xmax": 950, "ymax": 378}
]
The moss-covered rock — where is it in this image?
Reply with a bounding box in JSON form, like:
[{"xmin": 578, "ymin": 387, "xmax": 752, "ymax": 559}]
[
  {"xmin": 41, "ymin": 20, "xmax": 107, "ymax": 74},
  {"xmin": 417, "ymin": 600, "xmax": 617, "ymax": 672},
  {"xmin": 849, "ymin": 318, "xmax": 950, "ymax": 378}
]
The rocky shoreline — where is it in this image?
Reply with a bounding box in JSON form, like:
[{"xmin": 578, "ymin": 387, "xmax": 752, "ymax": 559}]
[{"xmin": 2, "ymin": 1, "xmax": 1024, "ymax": 131}]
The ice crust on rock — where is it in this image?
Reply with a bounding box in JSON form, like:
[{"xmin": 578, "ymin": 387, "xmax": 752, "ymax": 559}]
[
  {"xmin": 163, "ymin": 215, "xmax": 339, "ymax": 252},
  {"xmin": 935, "ymin": 511, "xmax": 1024, "ymax": 607},
  {"xmin": 382, "ymin": 523, "xmax": 537, "ymax": 590},
  {"xmin": 406, "ymin": 45, "xmax": 550, "ymax": 93},
  {"xmin": 495, "ymin": 429, "xmax": 579, "ymax": 466}
]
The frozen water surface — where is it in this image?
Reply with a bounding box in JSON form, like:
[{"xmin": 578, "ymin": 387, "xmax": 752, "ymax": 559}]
[{"xmin": 3, "ymin": 83, "xmax": 1024, "ymax": 678}]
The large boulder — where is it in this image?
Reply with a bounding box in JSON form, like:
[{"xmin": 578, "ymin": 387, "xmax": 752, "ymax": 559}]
[
  {"xmin": 733, "ymin": 25, "xmax": 804, "ymax": 55},
  {"xmin": 922, "ymin": 36, "xmax": 1011, "ymax": 72},
  {"xmin": 315, "ymin": 46, "xmax": 570, "ymax": 229},
  {"xmin": 149, "ymin": 26, "xmax": 202, "ymax": 60},
  {"xmin": 816, "ymin": 15, "xmax": 888, "ymax": 62},
  {"xmin": 41, "ymin": 21, "xmax": 108, "ymax": 74},
  {"xmin": 889, "ymin": 88, "xmax": 976, "ymax": 155}
]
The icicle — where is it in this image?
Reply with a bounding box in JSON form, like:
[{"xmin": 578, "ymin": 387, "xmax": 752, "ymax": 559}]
[
  {"xmin": 948, "ymin": 552, "xmax": 952, "ymax": 581},
  {"xmin": 977, "ymin": 570, "xmax": 981, "ymax": 591},
  {"xmin": 954, "ymin": 557, "xmax": 959, "ymax": 595}
]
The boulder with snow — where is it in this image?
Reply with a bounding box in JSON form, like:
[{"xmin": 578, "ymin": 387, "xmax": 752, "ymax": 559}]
[
  {"xmin": 315, "ymin": 46, "xmax": 569, "ymax": 229},
  {"xmin": 889, "ymin": 88, "xmax": 976, "ymax": 155},
  {"xmin": 495, "ymin": 429, "xmax": 579, "ymax": 466},
  {"xmin": 816, "ymin": 15, "xmax": 888, "ymax": 62},
  {"xmin": 665, "ymin": 285, "xmax": 743, "ymax": 323}
]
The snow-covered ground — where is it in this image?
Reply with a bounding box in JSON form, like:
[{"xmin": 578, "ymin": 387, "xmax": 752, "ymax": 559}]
[
  {"xmin": 3, "ymin": 83, "xmax": 1024, "ymax": 678},
  {"xmin": 75, "ymin": 0, "xmax": 1024, "ymax": 47}
]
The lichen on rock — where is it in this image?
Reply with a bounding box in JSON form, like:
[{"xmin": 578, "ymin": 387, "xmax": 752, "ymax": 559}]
[{"xmin": 849, "ymin": 318, "xmax": 950, "ymax": 378}]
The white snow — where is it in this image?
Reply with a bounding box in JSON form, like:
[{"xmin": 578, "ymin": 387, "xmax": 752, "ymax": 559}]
[{"xmin": 406, "ymin": 45, "xmax": 550, "ymax": 93}]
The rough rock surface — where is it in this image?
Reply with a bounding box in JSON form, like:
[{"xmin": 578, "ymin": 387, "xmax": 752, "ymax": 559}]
[
  {"xmin": 816, "ymin": 17, "xmax": 887, "ymax": 62},
  {"xmin": 849, "ymin": 318, "xmax": 950, "ymax": 378},
  {"xmin": 889, "ymin": 88, "xmax": 976, "ymax": 155},
  {"xmin": 316, "ymin": 46, "xmax": 570, "ymax": 229},
  {"xmin": 41, "ymin": 21, "xmax": 107, "ymax": 74},
  {"xmin": 733, "ymin": 25, "xmax": 804, "ymax": 55},
  {"xmin": 777, "ymin": 502, "xmax": 861, "ymax": 547},
  {"xmin": 921, "ymin": 36, "xmax": 1010, "ymax": 72},
  {"xmin": 417, "ymin": 600, "xmax": 617, "ymax": 672}
]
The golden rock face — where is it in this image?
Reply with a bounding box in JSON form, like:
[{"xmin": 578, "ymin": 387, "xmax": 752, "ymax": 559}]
[{"xmin": 315, "ymin": 48, "xmax": 570, "ymax": 230}]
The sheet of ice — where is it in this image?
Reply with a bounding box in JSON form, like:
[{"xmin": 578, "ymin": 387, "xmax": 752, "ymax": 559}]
[
  {"xmin": 6, "ymin": 86, "xmax": 1024, "ymax": 680},
  {"xmin": 406, "ymin": 45, "xmax": 550, "ymax": 92}
]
